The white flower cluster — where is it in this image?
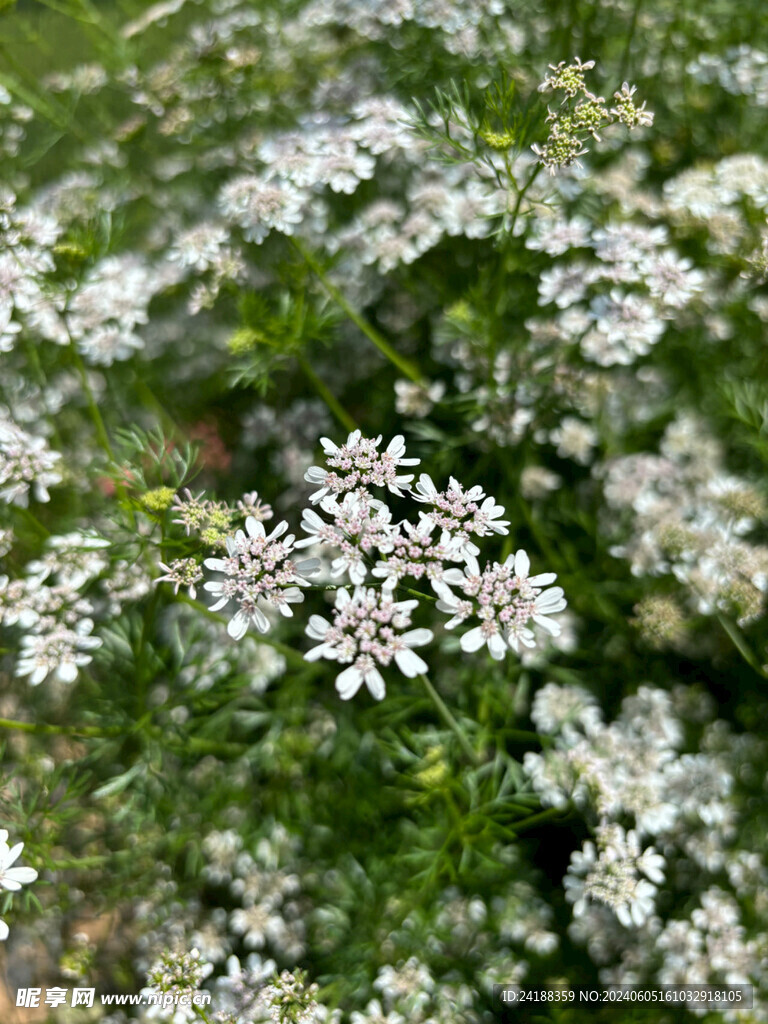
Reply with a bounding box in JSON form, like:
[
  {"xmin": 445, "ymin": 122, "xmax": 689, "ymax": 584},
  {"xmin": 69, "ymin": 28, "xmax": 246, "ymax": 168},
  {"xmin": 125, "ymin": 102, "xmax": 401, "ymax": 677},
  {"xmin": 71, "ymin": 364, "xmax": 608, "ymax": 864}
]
[
  {"xmin": 179, "ymin": 433, "xmax": 567, "ymax": 700},
  {"xmin": 565, "ymin": 823, "xmax": 665, "ymax": 928},
  {"xmin": 305, "ymin": 587, "xmax": 432, "ymax": 700},
  {"xmin": 526, "ymin": 219, "xmax": 706, "ymax": 370},
  {"xmin": 0, "ymin": 530, "xmax": 109, "ymax": 686},
  {"xmin": 0, "ymin": 187, "xmax": 62, "ymax": 352},
  {"xmin": 525, "ymin": 683, "xmax": 739, "ymax": 934},
  {"xmin": 0, "ymin": 413, "xmax": 62, "ymax": 506},
  {"xmin": 198, "ymin": 822, "xmax": 307, "ymax": 965},
  {"xmin": 203, "ymin": 518, "xmax": 320, "ymax": 639},
  {"xmin": 298, "ymin": 432, "xmax": 565, "ymax": 692},
  {"xmin": 67, "ymin": 253, "xmax": 172, "ymax": 365},
  {"xmin": 600, "ymin": 413, "xmax": 768, "ymax": 625}
]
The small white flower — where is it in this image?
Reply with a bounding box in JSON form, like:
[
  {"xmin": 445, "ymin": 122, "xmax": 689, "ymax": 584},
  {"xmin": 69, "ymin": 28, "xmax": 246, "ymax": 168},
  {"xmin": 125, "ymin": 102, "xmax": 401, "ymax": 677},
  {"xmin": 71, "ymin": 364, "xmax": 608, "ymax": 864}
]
[
  {"xmin": 437, "ymin": 550, "xmax": 566, "ymax": 659},
  {"xmin": 304, "ymin": 431, "xmax": 419, "ymax": 504},
  {"xmin": 203, "ymin": 518, "xmax": 319, "ymax": 639},
  {"xmin": 155, "ymin": 558, "xmax": 204, "ymax": 599},
  {"xmin": 371, "ymin": 518, "xmax": 464, "ymax": 593},
  {"xmin": 412, "ymin": 473, "xmax": 509, "ymax": 556},
  {"xmin": 304, "ymin": 587, "xmax": 433, "ymax": 701},
  {"xmin": 218, "ymin": 174, "xmax": 307, "ymax": 244},
  {"xmin": 394, "ymin": 379, "xmax": 445, "ymax": 418},
  {"xmin": 295, "ymin": 493, "xmax": 395, "ymax": 586},
  {"xmin": 16, "ymin": 618, "xmax": 102, "ymax": 686},
  {"xmin": 0, "ymin": 828, "xmax": 38, "ymax": 941},
  {"xmin": 0, "ymin": 830, "xmax": 38, "ymax": 892},
  {"xmin": 0, "ymin": 416, "xmax": 62, "ymax": 506}
]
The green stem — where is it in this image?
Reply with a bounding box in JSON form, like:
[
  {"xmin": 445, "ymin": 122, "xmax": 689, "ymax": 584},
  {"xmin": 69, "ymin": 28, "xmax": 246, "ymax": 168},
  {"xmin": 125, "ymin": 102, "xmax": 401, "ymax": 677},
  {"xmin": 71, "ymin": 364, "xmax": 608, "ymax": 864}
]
[
  {"xmin": 507, "ymin": 805, "xmax": 568, "ymax": 834},
  {"xmin": 419, "ymin": 674, "xmax": 480, "ymax": 766},
  {"xmin": 502, "ymin": 728, "xmax": 554, "ymax": 746},
  {"xmin": 507, "ymin": 160, "xmax": 540, "ymax": 237},
  {"xmin": 0, "ymin": 717, "xmax": 122, "ymax": 738},
  {"xmin": 18, "ymin": 507, "xmax": 50, "ymax": 538},
  {"xmin": 68, "ymin": 339, "xmax": 135, "ymax": 524},
  {"xmin": 185, "ymin": 736, "xmax": 249, "ymax": 757},
  {"xmin": 297, "ymin": 354, "xmax": 358, "ymax": 432},
  {"xmin": 20, "ymin": 334, "xmax": 65, "ymax": 451},
  {"xmin": 717, "ymin": 615, "xmax": 768, "ymax": 678},
  {"xmin": 48, "ymin": 848, "xmax": 138, "ymax": 870},
  {"xmin": 291, "ymin": 238, "xmax": 424, "ymax": 384},
  {"xmin": 69, "ymin": 344, "xmax": 115, "ymax": 463},
  {"xmin": 619, "ymin": 0, "xmax": 644, "ymax": 81}
]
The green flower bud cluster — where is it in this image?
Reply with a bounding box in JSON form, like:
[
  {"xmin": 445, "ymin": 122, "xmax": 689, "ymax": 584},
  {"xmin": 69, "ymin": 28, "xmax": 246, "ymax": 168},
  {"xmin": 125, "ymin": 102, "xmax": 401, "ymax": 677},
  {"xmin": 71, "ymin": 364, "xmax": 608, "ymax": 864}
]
[{"xmin": 533, "ymin": 59, "xmax": 653, "ymax": 174}]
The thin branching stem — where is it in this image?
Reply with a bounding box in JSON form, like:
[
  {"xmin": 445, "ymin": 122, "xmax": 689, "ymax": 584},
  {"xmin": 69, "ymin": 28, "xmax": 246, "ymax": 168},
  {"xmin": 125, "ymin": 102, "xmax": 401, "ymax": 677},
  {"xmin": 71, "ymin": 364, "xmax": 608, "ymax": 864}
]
[
  {"xmin": 291, "ymin": 237, "xmax": 425, "ymax": 385},
  {"xmin": 718, "ymin": 614, "xmax": 768, "ymax": 679},
  {"xmin": 418, "ymin": 674, "xmax": 480, "ymax": 766},
  {"xmin": 0, "ymin": 717, "xmax": 123, "ymax": 738},
  {"xmin": 296, "ymin": 354, "xmax": 358, "ymax": 432}
]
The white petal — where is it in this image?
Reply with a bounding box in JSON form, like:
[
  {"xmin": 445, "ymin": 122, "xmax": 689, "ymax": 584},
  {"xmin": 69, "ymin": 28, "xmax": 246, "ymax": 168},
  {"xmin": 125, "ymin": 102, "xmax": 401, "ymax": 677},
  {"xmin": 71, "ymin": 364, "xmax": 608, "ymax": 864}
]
[
  {"xmin": 365, "ymin": 666, "xmax": 386, "ymax": 700},
  {"xmin": 514, "ymin": 549, "xmax": 530, "ymax": 578},
  {"xmin": 335, "ymin": 666, "xmax": 364, "ymax": 700},
  {"xmin": 536, "ymin": 587, "xmax": 566, "ymax": 613},
  {"xmin": 245, "ymin": 517, "xmax": 265, "ymax": 539},
  {"xmin": 441, "ymin": 568, "xmax": 467, "ymax": 586},
  {"xmin": 349, "ymin": 561, "xmax": 367, "ymax": 585},
  {"xmin": 533, "ymin": 614, "xmax": 562, "ymax": 636},
  {"xmin": 4, "ymin": 866, "xmax": 37, "ymax": 885},
  {"xmin": 227, "ymin": 611, "xmax": 249, "ymax": 640},
  {"xmin": 58, "ymin": 662, "xmax": 79, "ymax": 683},
  {"xmin": 488, "ymin": 633, "xmax": 507, "ymax": 660},
  {"xmin": 460, "ymin": 626, "xmax": 486, "ymax": 653},
  {"xmin": 295, "ymin": 558, "xmax": 320, "ymax": 576},
  {"xmin": 304, "ymin": 643, "xmax": 336, "ymax": 662},
  {"xmin": 251, "ymin": 607, "xmax": 271, "ymax": 633},
  {"xmin": 31, "ymin": 665, "xmax": 47, "ymax": 686},
  {"xmin": 394, "ymin": 647, "xmax": 427, "ymax": 678},
  {"xmin": 464, "ymin": 554, "xmax": 480, "ymax": 576},
  {"xmin": 300, "ymin": 509, "xmax": 324, "ymax": 532},
  {"xmin": 617, "ymin": 903, "xmax": 635, "ymax": 928},
  {"xmin": 266, "ymin": 520, "xmax": 289, "ymax": 542},
  {"xmin": 401, "ymin": 628, "xmax": 433, "ymax": 648},
  {"xmin": 306, "ymin": 615, "xmax": 331, "ymax": 640},
  {"xmin": 4, "ymin": 843, "xmax": 22, "ymax": 868}
]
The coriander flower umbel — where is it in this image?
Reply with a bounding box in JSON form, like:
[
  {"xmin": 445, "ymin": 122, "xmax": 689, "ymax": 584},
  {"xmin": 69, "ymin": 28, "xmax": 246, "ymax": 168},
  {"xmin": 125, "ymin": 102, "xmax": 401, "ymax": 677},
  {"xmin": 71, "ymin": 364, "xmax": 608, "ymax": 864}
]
[
  {"xmin": 436, "ymin": 550, "xmax": 566, "ymax": 659},
  {"xmin": 564, "ymin": 825, "xmax": 665, "ymax": 928},
  {"xmin": 0, "ymin": 417, "xmax": 62, "ymax": 506},
  {"xmin": 0, "ymin": 829, "xmax": 38, "ymax": 941},
  {"xmin": 155, "ymin": 557, "xmax": 204, "ymax": 599},
  {"xmin": 296, "ymin": 492, "xmax": 395, "ymax": 585},
  {"xmin": 304, "ymin": 430, "xmax": 419, "ymax": 504},
  {"xmin": 371, "ymin": 518, "xmax": 465, "ymax": 593},
  {"xmin": 304, "ymin": 587, "xmax": 433, "ymax": 700},
  {"xmin": 203, "ymin": 517, "xmax": 320, "ymax": 639},
  {"xmin": 172, "ymin": 488, "xmax": 236, "ymax": 546},
  {"xmin": 413, "ymin": 474, "xmax": 510, "ymax": 558},
  {"xmin": 16, "ymin": 618, "xmax": 102, "ymax": 685}
]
